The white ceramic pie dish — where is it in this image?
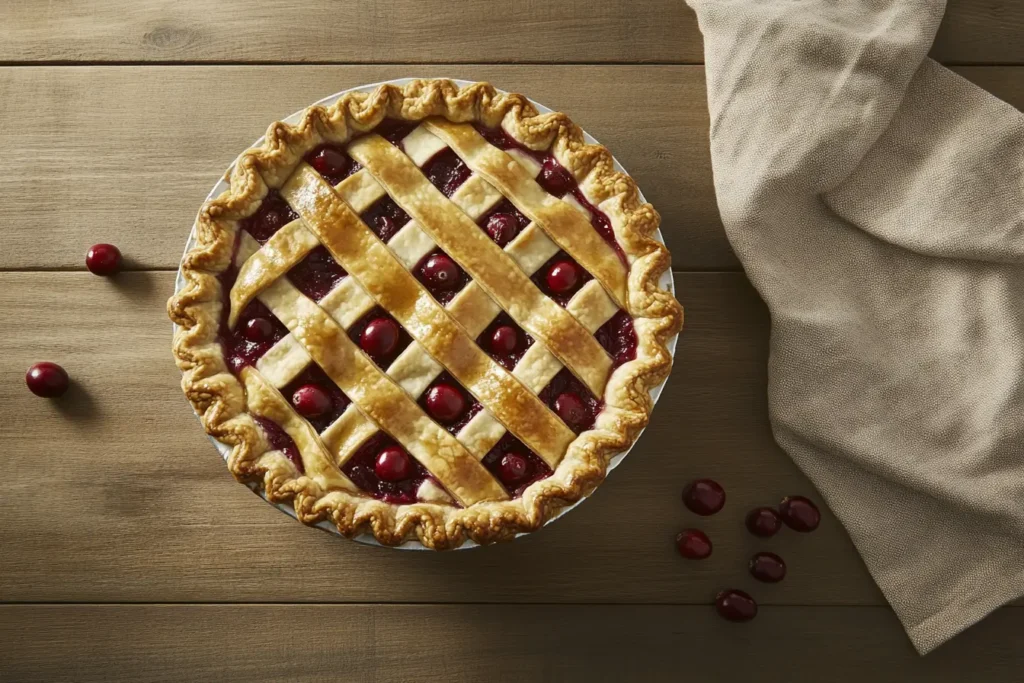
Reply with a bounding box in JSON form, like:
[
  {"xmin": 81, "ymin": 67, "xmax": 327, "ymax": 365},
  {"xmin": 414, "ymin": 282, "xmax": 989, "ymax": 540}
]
[{"xmin": 174, "ymin": 77, "xmax": 678, "ymax": 550}]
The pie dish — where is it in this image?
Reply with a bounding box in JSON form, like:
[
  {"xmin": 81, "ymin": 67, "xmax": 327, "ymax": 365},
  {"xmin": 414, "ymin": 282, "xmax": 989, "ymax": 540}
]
[{"xmin": 168, "ymin": 79, "xmax": 683, "ymax": 549}]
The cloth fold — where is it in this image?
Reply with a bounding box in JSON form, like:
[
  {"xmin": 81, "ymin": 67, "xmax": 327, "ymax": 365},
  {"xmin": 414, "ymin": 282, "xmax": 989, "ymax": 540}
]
[{"xmin": 687, "ymin": 0, "xmax": 1024, "ymax": 653}]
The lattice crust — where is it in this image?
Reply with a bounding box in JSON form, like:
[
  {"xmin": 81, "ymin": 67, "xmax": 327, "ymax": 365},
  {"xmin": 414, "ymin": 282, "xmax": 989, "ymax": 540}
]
[{"xmin": 169, "ymin": 79, "xmax": 683, "ymax": 548}]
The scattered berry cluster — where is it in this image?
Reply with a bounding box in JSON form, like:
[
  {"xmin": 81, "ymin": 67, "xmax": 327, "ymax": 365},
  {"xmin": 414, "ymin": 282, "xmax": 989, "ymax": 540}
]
[
  {"xmin": 25, "ymin": 245, "xmax": 124, "ymax": 398},
  {"xmin": 676, "ymin": 478, "xmax": 821, "ymax": 623}
]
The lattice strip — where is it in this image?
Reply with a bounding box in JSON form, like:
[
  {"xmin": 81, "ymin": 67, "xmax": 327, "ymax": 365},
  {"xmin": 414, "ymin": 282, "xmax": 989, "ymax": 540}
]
[{"xmin": 347, "ymin": 133, "xmax": 613, "ymax": 396}]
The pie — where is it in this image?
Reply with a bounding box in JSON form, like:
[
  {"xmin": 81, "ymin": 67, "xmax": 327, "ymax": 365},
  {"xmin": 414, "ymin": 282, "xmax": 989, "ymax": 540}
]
[{"xmin": 168, "ymin": 79, "xmax": 683, "ymax": 548}]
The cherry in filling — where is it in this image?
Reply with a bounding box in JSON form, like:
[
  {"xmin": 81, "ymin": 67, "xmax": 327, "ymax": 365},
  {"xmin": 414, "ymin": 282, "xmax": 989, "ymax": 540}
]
[
  {"xmin": 477, "ymin": 199, "xmax": 529, "ymax": 248},
  {"xmin": 279, "ymin": 364, "xmax": 351, "ymax": 434},
  {"xmin": 304, "ymin": 143, "xmax": 359, "ymax": 186},
  {"xmin": 532, "ymin": 251, "xmax": 593, "ymax": 306},
  {"xmin": 286, "ymin": 245, "xmax": 347, "ymax": 302},
  {"xmin": 360, "ymin": 196, "xmax": 410, "ymax": 243},
  {"xmin": 419, "ymin": 372, "xmax": 481, "ymax": 434},
  {"xmin": 477, "ymin": 312, "xmax": 534, "ymax": 370},
  {"xmin": 414, "ymin": 250, "xmax": 470, "ymax": 305},
  {"xmin": 342, "ymin": 433, "xmax": 432, "ymax": 504},
  {"xmin": 481, "ymin": 433, "xmax": 552, "ymax": 497},
  {"xmin": 422, "ymin": 148, "xmax": 472, "ymax": 198},
  {"xmin": 539, "ymin": 368, "xmax": 602, "ymax": 433},
  {"xmin": 220, "ymin": 297, "xmax": 289, "ymax": 374},
  {"xmin": 594, "ymin": 309, "xmax": 638, "ymax": 369},
  {"xmin": 253, "ymin": 416, "xmax": 304, "ymax": 473},
  {"xmin": 348, "ymin": 307, "xmax": 412, "ymax": 368},
  {"xmin": 244, "ymin": 190, "xmax": 298, "ymax": 244}
]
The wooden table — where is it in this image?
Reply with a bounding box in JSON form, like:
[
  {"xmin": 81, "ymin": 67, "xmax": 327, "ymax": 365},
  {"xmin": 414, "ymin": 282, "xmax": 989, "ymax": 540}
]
[{"xmin": 2, "ymin": 2, "xmax": 1022, "ymax": 681}]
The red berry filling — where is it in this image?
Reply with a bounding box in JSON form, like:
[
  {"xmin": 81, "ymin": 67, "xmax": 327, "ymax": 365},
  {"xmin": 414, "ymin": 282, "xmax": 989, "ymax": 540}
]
[
  {"xmin": 348, "ymin": 307, "xmax": 411, "ymax": 368},
  {"xmin": 682, "ymin": 479, "xmax": 726, "ymax": 516},
  {"xmin": 538, "ymin": 157, "xmax": 574, "ymax": 197},
  {"xmin": 414, "ymin": 250, "xmax": 470, "ymax": 305},
  {"xmin": 244, "ymin": 190, "xmax": 299, "ymax": 244},
  {"xmin": 372, "ymin": 118, "xmax": 419, "ymax": 147},
  {"xmin": 221, "ymin": 298, "xmax": 289, "ymax": 374},
  {"xmin": 568, "ymin": 188, "xmax": 628, "ymax": 266},
  {"xmin": 594, "ymin": 310, "xmax": 638, "ymax": 369},
  {"xmin": 481, "ymin": 433, "xmax": 552, "ymax": 496},
  {"xmin": 305, "ymin": 144, "xmax": 358, "ymax": 185},
  {"xmin": 253, "ymin": 416, "xmax": 304, "ymax": 473},
  {"xmin": 280, "ymin": 365, "xmax": 351, "ymax": 433},
  {"xmin": 539, "ymin": 368, "xmax": 602, "ymax": 433},
  {"xmin": 477, "ymin": 199, "xmax": 530, "ymax": 248},
  {"xmin": 532, "ymin": 251, "xmax": 592, "ymax": 306},
  {"xmin": 342, "ymin": 433, "xmax": 432, "ymax": 504},
  {"xmin": 286, "ymin": 245, "xmax": 348, "ymax": 301},
  {"xmin": 476, "ymin": 312, "xmax": 534, "ymax": 370},
  {"xmin": 422, "ymin": 148, "xmax": 472, "ymax": 198},
  {"xmin": 418, "ymin": 372, "xmax": 481, "ymax": 433},
  {"xmin": 360, "ymin": 196, "xmax": 410, "ymax": 243}
]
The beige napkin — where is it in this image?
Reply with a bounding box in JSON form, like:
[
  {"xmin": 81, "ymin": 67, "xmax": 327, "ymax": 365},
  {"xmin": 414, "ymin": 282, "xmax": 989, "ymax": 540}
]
[{"xmin": 686, "ymin": 0, "xmax": 1024, "ymax": 654}]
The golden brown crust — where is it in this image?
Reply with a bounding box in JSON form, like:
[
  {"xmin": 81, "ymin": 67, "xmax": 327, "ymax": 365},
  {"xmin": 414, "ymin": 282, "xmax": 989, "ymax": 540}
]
[{"xmin": 168, "ymin": 79, "xmax": 683, "ymax": 549}]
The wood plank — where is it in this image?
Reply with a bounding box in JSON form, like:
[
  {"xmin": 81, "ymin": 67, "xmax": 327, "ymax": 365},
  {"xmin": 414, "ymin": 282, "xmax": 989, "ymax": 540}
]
[
  {"xmin": 0, "ymin": 271, "xmax": 884, "ymax": 604},
  {"xmin": 3, "ymin": 66, "xmax": 1022, "ymax": 274},
  {"xmin": 2, "ymin": 604, "xmax": 1024, "ymax": 682},
  {"xmin": 0, "ymin": 65, "xmax": 728, "ymax": 272},
  {"xmin": 0, "ymin": 1, "xmax": 1020, "ymax": 65}
]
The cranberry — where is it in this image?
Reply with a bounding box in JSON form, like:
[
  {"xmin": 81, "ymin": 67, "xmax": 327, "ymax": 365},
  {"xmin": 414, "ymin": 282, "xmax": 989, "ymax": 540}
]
[
  {"xmin": 538, "ymin": 157, "xmax": 574, "ymax": 196},
  {"xmin": 682, "ymin": 479, "xmax": 726, "ymax": 516},
  {"xmin": 498, "ymin": 452, "xmax": 529, "ymax": 486},
  {"xmin": 486, "ymin": 213, "xmax": 519, "ymax": 247},
  {"xmin": 746, "ymin": 507, "xmax": 783, "ymax": 538},
  {"xmin": 375, "ymin": 446, "xmax": 413, "ymax": 482},
  {"xmin": 749, "ymin": 552, "xmax": 787, "ymax": 583},
  {"xmin": 490, "ymin": 325, "xmax": 519, "ymax": 355},
  {"xmin": 85, "ymin": 243, "xmax": 122, "ymax": 275},
  {"xmin": 420, "ymin": 254, "xmax": 460, "ymax": 291},
  {"xmin": 256, "ymin": 206, "xmax": 287, "ymax": 236},
  {"xmin": 360, "ymin": 317, "xmax": 399, "ymax": 358},
  {"xmin": 554, "ymin": 392, "xmax": 587, "ymax": 430},
  {"xmin": 25, "ymin": 362, "xmax": 70, "ymax": 398},
  {"xmin": 675, "ymin": 529, "xmax": 712, "ymax": 560},
  {"xmin": 779, "ymin": 495, "xmax": 821, "ymax": 532},
  {"xmin": 545, "ymin": 260, "xmax": 579, "ymax": 294},
  {"xmin": 291, "ymin": 384, "xmax": 332, "ymax": 418},
  {"xmin": 375, "ymin": 215, "xmax": 397, "ymax": 239},
  {"xmin": 309, "ymin": 145, "xmax": 351, "ymax": 179},
  {"xmin": 716, "ymin": 589, "xmax": 758, "ymax": 622},
  {"xmin": 243, "ymin": 317, "xmax": 274, "ymax": 342},
  {"xmin": 424, "ymin": 383, "xmax": 466, "ymax": 423}
]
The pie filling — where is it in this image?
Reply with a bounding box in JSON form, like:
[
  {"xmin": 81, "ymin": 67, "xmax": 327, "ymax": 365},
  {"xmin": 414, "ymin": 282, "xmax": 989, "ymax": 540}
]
[{"xmin": 216, "ymin": 116, "xmax": 639, "ymax": 505}]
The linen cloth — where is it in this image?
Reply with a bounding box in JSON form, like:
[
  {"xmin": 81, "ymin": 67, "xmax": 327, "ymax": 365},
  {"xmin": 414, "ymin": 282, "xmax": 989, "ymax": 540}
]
[{"xmin": 686, "ymin": 0, "xmax": 1024, "ymax": 653}]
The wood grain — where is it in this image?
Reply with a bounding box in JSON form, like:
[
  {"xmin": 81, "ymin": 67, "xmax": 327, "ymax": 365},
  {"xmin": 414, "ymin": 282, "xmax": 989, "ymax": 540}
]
[
  {"xmin": 0, "ymin": 271, "xmax": 886, "ymax": 605},
  {"xmin": 0, "ymin": 1, "xmax": 1020, "ymax": 65},
  {"xmin": 2, "ymin": 604, "xmax": 1024, "ymax": 682},
  {"xmin": 2, "ymin": 66, "xmax": 1022, "ymax": 273}
]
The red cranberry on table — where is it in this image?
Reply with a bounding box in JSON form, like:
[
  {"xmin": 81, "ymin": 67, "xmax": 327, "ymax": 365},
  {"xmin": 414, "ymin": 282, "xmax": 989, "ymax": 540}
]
[
  {"xmin": 420, "ymin": 254, "xmax": 460, "ymax": 291},
  {"xmin": 538, "ymin": 157, "xmax": 574, "ymax": 196},
  {"xmin": 779, "ymin": 495, "xmax": 821, "ymax": 532},
  {"xmin": 486, "ymin": 213, "xmax": 519, "ymax": 247},
  {"xmin": 360, "ymin": 317, "xmax": 399, "ymax": 357},
  {"xmin": 490, "ymin": 325, "xmax": 519, "ymax": 354},
  {"xmin": 309, "ymin": 146, "xmax": 351, "ymax": 178},
  {"xmin": 715, "ymin": 589, "xmax": 758, "ymax": 623},
  {"xmin": 25, "ymin": 362, "xmax": 70, "ymax": 398},
  {"xmin": 85, "ymin": 243, "xmax": 122, "ymax": 275},
  {"xmin": 749, "ymin": 552, "xmax": 787, "ymax": 583},
  {"xmin": 545, "ymin": 260, "xmax": 579, "ymax": 294},
  {"xmin": 375, "ymin": 446, "xmax": 412, "ymax": 482},
  {"xmin": 291, "ymin": 384, "xmax": 332, "ymax": 418},
  {"xmin": 746, "ymin": 506, "xmax": 783, "ymax": 538},
  {"xmin": 498, "ymin": 452, "xmax": 529, "ymax": 486},
  {"xmin": 424, "ymin": 383, "xmax": 466, "ymax": 423},
  {"xmin": 682, "ymin": 479, "xmax": 726, "ymax": 516},
  {"xmin": 675, "ymin": 529, "xmax": 712, "ymax": 560}
]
